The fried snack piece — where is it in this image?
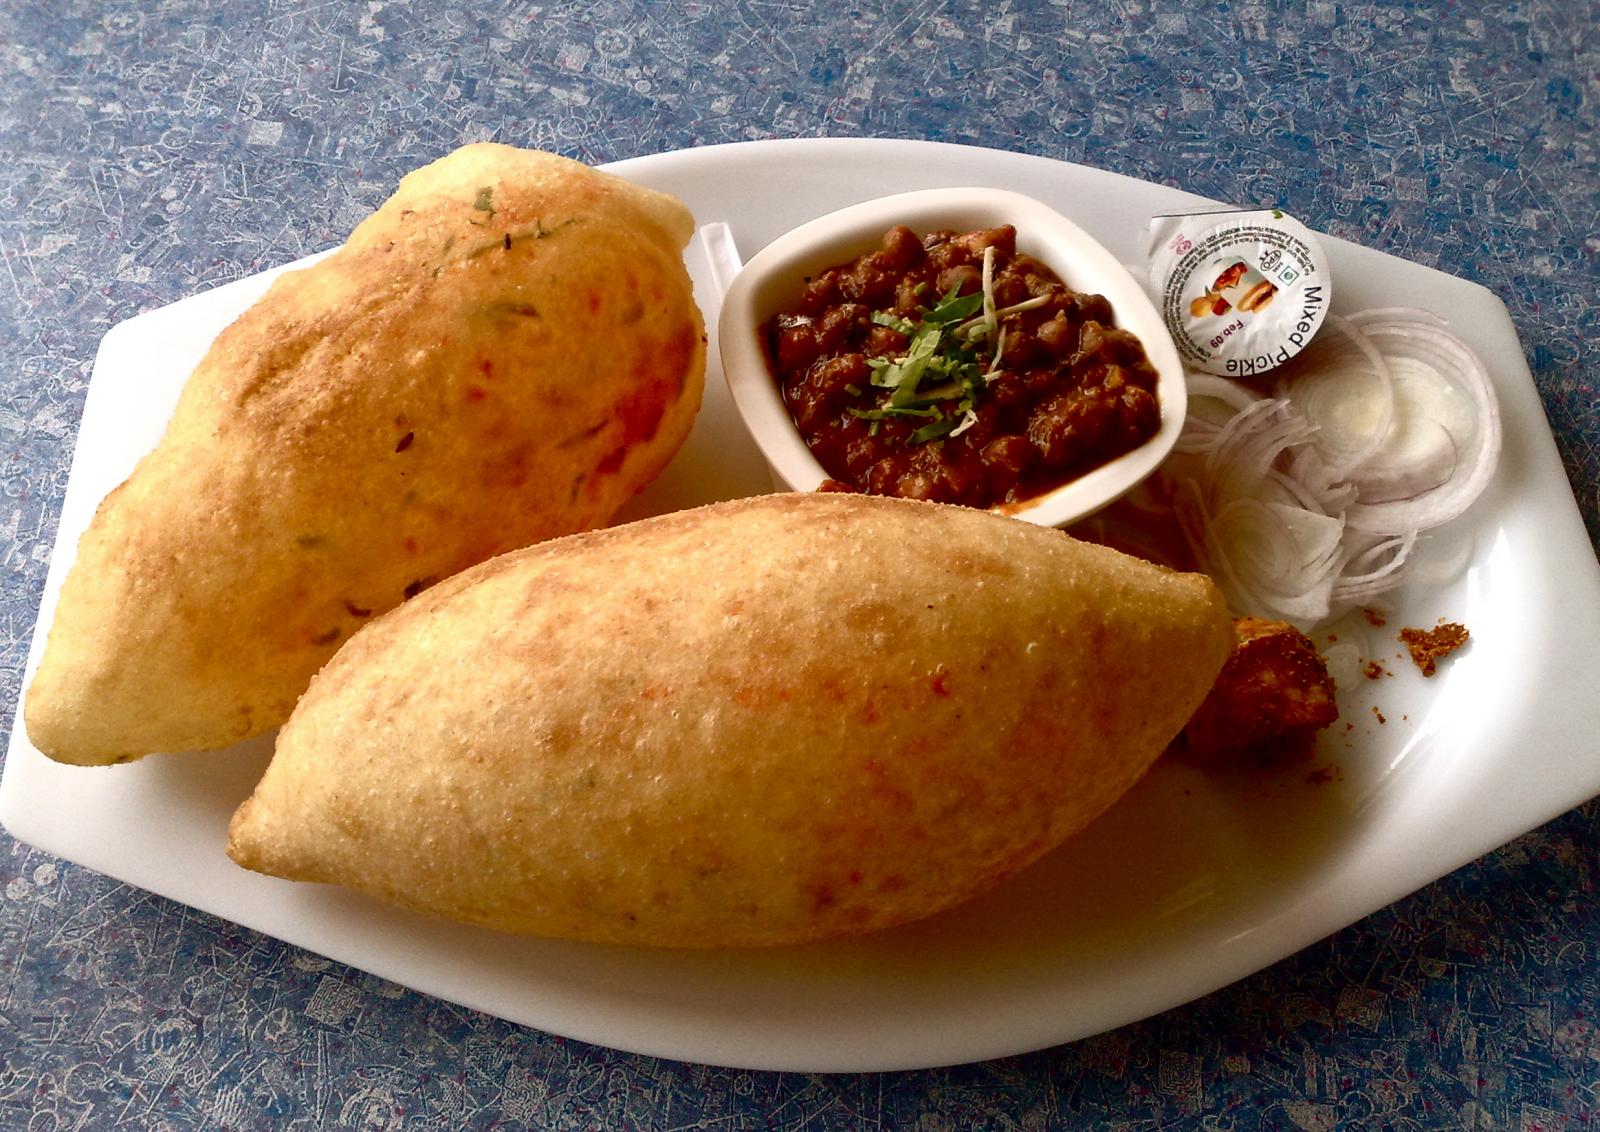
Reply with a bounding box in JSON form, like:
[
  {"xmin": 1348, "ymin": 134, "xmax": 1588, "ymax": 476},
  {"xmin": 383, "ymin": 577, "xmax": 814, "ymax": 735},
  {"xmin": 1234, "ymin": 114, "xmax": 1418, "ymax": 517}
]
[
  {"xmin": 1181, "ymin": 617, "xmax": 1339, "ymax": 762},
  {"xmin": 27, "ymin": 143, "xmax": 704, "ymax": 765},
  {"xmin": 228, "ymin": 493, "xmax": 1233, "ymax": 948}
]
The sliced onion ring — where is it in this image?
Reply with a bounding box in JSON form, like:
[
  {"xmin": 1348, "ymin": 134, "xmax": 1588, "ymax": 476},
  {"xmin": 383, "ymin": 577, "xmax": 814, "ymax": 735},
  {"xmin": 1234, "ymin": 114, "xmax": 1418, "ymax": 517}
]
[
  {"xmin": 1161, "ymin": 308, "xmax": 1500, "ymax": 629},
  {"xmin": 1337, "ymin": 315, "xmax": 1501, "ymax": 533},
  {"xmin": 1276, "ymin": 315, "xmax": 1396, "ymax": 477}
]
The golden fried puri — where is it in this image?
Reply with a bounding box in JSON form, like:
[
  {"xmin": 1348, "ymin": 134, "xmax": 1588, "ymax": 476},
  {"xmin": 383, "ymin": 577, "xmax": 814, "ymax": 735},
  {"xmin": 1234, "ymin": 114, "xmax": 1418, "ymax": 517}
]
[
  {"xmin": 228, "ymin": 493, "xmax": 1234, "ymax": 948},
  {"xmin": 27, "ymin": 143, "xmax": 705, "ymax": 765}
]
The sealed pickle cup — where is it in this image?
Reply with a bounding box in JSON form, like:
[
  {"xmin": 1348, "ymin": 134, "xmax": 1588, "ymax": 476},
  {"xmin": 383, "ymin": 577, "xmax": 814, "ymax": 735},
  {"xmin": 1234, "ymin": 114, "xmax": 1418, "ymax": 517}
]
[
  {"xmin": 1148, "ymin": 208, "xmax": 1332, "ymax": 379},
  {"xmin": 719, "ymin": 187, "xmax": 1186, "ymax": 529}
]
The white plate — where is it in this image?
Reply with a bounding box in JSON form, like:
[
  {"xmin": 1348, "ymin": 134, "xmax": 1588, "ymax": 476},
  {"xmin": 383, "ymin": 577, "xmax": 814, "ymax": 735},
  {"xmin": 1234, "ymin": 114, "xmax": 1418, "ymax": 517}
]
[{"xmin": 5, "ymin": 139, "xmax": 1599, "ymax": 1073}]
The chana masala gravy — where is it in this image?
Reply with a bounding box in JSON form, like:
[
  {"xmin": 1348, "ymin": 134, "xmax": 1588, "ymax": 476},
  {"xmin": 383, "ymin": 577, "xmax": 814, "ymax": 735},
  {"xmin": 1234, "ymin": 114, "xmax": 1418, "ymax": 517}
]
[{"xmin": 764, "ymin": 224, "xmax": 1162, "ymax": 510}]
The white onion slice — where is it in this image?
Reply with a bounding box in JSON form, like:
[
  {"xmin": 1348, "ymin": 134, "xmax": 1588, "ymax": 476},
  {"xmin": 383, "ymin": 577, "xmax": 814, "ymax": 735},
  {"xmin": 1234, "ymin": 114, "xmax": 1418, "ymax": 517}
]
[
  {"xmin": 1186, "ymin": 374, "xmax": 1263, "ymax": 414},
  {"xmin": 1339, "ymin": 319, "xmax": 1501, "ymax": 533},
  {"xmin": 1154, "ymin": 308, "xmax": 1500, "ymax": 629},
  {"xmin": 1331, "ymin": 531, "xmax": 1416, "ymax": 605},
  {"xmin": 1265, "ymin": 465, "xmax": 1338, "ymax": 516},
  {"xmin": 1175, "ymin": 481, "xmax": 1344, "ymax": 627},
  {"xmin": 1282, "ymin": 445, "xmax": 1360, "ymax": 514},
  {"xmin": 1405, "ymin": 526, "xmax": 1476, "ymax": 588},
  {"xmin": 1344, "ymin": 355, "xmax": 1465, "ymax": 502},
  {"xmin": 1275, "ymin": 315, "xmax": 1395, "ymax": 477},
  {"xmin": 1174, "ymin": 375, "xmax": 1264, "ymax": 454},
  {"xmin": 1205, "ymin": 400, "xmax": 1311, "ymax": 505}
]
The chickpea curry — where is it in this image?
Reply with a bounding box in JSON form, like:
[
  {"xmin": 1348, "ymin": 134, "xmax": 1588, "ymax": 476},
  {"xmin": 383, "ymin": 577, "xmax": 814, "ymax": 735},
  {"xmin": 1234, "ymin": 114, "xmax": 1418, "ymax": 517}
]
[{"xmin": 765, "ymin": 224, "xmax": 1161, "ymax": 510}]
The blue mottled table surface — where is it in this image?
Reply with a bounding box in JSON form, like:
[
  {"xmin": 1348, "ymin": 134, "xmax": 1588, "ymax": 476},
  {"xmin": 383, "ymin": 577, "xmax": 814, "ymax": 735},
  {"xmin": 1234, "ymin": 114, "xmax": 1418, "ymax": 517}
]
[{"xmin": 3, "ymin": 2, "xmax": 1597, "ymax": 1128}]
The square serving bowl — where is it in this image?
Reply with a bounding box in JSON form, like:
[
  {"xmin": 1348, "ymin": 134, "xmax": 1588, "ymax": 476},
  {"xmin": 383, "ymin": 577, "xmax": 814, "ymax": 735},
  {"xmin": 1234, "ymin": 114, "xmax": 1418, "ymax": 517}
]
[{"xmin": 715, "ymin": 186, "xmax": 1186, "ymax": 527}]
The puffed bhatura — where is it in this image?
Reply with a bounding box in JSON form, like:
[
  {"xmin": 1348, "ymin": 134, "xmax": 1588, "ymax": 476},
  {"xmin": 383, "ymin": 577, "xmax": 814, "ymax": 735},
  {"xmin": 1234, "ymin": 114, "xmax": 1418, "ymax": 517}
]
[
  {"xmin": 227, "ymin": 493, "xmax": 1234, "ymax": 949},
  {"xmin": 26, "ymin": 143, "xmax": 705, "ymax": 765}
]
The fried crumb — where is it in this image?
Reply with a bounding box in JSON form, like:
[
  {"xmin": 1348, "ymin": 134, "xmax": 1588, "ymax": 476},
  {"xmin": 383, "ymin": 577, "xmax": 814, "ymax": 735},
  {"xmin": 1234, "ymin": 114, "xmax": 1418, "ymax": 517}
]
[
  {"xmin": 1399, "ymin": 621, "xmax": 1470, "ymax": 676},
  {"xmin": 1363, "ymin": 660, "xmax": 1387, "ymax": 680},
  {"xmin": 1178, "ymin": 617, "xmax": 1338, "ymax": 766},
  {"xmin": 1362, "ymin": 608, "xmax": 1388, "ymax": 627},
  {"xmin": 1372, "ymin": 706, "xmax": 1387, "ymax": 724}
]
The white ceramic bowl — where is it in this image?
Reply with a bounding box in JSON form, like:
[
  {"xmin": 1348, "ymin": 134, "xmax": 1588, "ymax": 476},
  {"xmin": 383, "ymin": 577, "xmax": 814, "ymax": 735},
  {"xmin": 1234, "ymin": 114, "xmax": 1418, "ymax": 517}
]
[{"xmin": 717, "ymin": 187, "xmax": 1186, "ymax": 527}]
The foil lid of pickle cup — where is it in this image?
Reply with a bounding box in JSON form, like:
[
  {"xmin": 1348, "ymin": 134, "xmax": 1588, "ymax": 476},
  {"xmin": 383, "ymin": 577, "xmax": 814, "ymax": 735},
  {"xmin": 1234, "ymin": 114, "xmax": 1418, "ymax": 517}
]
[{"xmin": 1147, "ymin": 208, "xmax": 1331, "ymax": 378}]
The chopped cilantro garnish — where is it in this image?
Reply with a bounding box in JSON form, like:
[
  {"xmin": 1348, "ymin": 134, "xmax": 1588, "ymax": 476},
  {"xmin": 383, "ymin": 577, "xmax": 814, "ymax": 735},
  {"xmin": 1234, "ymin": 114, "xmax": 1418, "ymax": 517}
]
[
  {"xmin": 909, "ymin": 417, "xmax": 962, "ymax": 443},
  {"xmin": 848, "ymin": 404, "xmax": 939, "ymax": 422},
  {"xmin": 842, "ymin": 275, "xmax": 1006, "ymax": 448},
  {"xmin": 922, "ymin": 286, "xmax": 985, "ymax": 326}
]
